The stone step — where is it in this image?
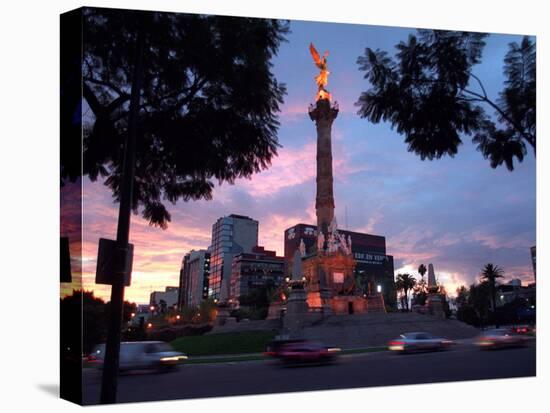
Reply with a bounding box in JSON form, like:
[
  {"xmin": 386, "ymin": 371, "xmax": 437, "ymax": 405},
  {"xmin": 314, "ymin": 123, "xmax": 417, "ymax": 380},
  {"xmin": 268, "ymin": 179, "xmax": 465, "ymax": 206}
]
[{"xmin": 365, "ymin": 294, "xmax": 386, "ymax": 313}]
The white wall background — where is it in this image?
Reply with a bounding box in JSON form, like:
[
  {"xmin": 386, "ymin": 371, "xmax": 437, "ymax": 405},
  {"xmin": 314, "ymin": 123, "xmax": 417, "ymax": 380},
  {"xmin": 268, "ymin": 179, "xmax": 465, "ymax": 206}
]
[{"xmin": 0, "ymin": 0, "xmax": 547, "ymax": 412}]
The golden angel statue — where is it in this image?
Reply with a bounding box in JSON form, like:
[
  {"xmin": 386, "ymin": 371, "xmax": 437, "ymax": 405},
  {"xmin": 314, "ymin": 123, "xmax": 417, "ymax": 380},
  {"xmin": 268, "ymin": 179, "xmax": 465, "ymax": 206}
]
[{"xmin": 309, "ymin": 43, "xmax": 331, "ymax": 100}]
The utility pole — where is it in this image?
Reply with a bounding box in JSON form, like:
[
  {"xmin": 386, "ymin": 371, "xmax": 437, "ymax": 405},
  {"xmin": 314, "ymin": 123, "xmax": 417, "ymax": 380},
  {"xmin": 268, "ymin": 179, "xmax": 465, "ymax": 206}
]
[{"xmin": 99, "ymin": 22, "xmax": 144, "ymax": 404}]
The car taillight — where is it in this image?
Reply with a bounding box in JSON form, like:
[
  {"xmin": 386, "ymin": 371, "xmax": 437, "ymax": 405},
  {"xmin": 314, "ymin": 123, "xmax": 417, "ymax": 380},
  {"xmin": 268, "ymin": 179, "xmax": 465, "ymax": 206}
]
[{"xmin": 389, "ymin": 341, "xmax": 404, "ymax": 346}]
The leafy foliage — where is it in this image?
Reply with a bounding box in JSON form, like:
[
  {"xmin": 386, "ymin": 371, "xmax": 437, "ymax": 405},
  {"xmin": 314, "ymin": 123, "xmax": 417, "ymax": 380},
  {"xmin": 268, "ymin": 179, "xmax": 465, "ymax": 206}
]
[
  {"xmin": 356, "ymin": 30, "xmax": 535, "ymax": 170},
  {"xmin": 480, "ymin": 263, "xmax": 505, "ymax": 312},
  {"xmin": 418, "ymin": 264, "xmax": 427, "ymax": 278},
  {"xmin": 395, "ymin": 273, "xmax": 417, "ymax": 311},
  {"xmin": 61, "ymin": 290, "xmax": 136, "ymax": 354},
  {"xmin": 66, "ymin": 8, "xmax": 289, "ymax": 227}
]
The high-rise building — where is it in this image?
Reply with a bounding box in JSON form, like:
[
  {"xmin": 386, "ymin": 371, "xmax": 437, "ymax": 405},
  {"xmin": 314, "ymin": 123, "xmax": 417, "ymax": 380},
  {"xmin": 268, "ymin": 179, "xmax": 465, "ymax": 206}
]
[
  {"xmin": 178, "ymin": 249, "xmax": 210, "ymax": 308},
  {"xmin": 150, "ymin": 286, "xmax": 179, "ymax": 309},
  {"xmin": 208, "ymin": 214, "xmax": 259, "ymax": 300},
  {"xmin": 229, "ymin": 246, "xmax": 285, "ymax": 307}
]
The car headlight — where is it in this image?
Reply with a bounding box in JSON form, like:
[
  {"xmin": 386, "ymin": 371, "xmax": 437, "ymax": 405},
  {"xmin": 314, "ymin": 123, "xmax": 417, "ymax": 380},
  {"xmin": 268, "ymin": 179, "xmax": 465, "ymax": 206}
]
[
  {"xmin": 160, "ymin": 355, "xmax": 188, "ymax": 362},
  {"xmin": 389, "ymin": 345, "xmax": 404, "ymax": 351},
  {"xmin": 327, "ymin": 347, "xmax": 341, "ymax": 353}
]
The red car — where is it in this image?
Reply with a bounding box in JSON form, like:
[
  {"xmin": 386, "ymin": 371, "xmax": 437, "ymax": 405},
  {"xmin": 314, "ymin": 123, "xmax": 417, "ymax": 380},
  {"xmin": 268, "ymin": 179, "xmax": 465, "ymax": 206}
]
[
  {"xmin": 265, "ymin": 340, "xmax": 341, "ymax": 365},
  {"xmin": 475, "ymin": 328, "xmax": 528, "ymax": 349}
]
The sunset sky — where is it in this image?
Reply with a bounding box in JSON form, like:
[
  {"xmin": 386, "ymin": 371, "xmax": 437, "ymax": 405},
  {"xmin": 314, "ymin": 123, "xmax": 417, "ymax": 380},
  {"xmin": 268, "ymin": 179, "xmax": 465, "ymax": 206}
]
[{"xmin": 67, "ymin": 19, "xmax": 535, "ymax": 304}]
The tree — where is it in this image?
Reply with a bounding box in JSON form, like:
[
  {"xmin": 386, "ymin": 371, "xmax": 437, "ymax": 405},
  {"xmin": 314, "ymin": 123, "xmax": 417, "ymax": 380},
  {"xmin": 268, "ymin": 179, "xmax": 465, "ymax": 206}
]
[
  {"xmin": 67, "ymin": 9, "xmax": 289, "ymax": 403},
  {"xmin": 356, "ymin": 30, "xmax": 535, "ymax": 171},
  {"xmin": 65, "ymin": 8, "xmax": 289, "ymax": 228},
  {"xmin": 468, "ymin": 282, "xmax": 492, "ymax": 327},
  {"xmin": 480, "ymin": 263, "xmax": 505, "ymax": 313},
  {"xmin": 414, "ymin": 264, "xmax": 428, "ymax": 302},
  {"xmin": 62, "ymin": 290, "xmax": 106, "ymax": 355},
  {"xmin": 418, "ymin": 264, "xmax": 427, "ymax": 280},
  {"xmin": 395, "ymin": 273, "xmax": 417, "ymax": 311},
  {"xmin": 455, "ymin": 285, "xmax": 469, "ymax": 309},
  {"xmin": 61, "ymin": 290, "xmax": 138, "ymax": 354},
  {"xmin": 158, "ymin": 299, "xmax": 168, "ymax": 314}
]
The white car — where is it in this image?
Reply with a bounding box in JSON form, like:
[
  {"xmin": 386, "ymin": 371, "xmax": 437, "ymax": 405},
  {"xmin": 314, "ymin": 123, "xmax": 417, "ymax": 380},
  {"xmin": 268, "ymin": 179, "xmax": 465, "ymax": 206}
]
[
  {"xmin": 90, "ymin": 341, "xmax": 188, "ymax": 372},
  {"xmin": 388, "ymin": 332, "xmax": 453, "ymax": 353}
]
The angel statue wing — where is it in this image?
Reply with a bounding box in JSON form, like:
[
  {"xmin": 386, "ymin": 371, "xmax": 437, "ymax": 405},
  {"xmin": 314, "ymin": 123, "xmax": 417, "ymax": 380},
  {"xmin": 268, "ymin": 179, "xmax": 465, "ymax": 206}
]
[{"xmin": 309, "ymin": 43, "xmax": 322, "ymax": 68}]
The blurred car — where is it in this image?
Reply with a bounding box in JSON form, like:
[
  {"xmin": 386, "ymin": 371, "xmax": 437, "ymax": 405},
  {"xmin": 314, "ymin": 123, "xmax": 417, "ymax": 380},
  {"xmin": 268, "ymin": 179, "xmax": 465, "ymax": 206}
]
[
  {"xmin": 475, "ymin": 328, "xmax": 528, "ymax": 349},
  {"xmin": 513, "ymin": 325, "xmax": 534, "ymax": 335},
  {"xmin": 388, "ymin": 332, "xmax": 453, "ymax": 353},
  {"xmin": 90, "ymin": 341, "xmax": 188, "ymax": 372},
  {"xmin": 264, "ymin": 339, "xmax": 341, "ymax": 365}
]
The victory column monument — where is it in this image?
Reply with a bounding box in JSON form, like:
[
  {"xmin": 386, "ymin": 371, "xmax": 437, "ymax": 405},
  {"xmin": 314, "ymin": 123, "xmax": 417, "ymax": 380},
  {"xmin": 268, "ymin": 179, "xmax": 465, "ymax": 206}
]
[
  {"xmin": 212, "ymin": 45, "xmax": 475, "ymax": 346},
  {"xmin": 288, "ymin": 44, "xmax": 382, "ymax": 316}
]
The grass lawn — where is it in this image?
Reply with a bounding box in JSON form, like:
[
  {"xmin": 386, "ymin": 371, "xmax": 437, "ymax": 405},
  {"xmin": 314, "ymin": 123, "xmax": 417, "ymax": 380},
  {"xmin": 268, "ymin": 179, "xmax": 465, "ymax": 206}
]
[{"xmin": 170, "ymin": 330, "xmax": 276, "ymax": 356}]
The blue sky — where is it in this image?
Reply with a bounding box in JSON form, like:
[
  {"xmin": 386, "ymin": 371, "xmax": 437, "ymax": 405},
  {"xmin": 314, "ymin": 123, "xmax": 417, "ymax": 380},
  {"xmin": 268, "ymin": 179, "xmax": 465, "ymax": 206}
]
[{"xmin": 75, "ymin": 19, "xmax": 535, "ymax": 303}]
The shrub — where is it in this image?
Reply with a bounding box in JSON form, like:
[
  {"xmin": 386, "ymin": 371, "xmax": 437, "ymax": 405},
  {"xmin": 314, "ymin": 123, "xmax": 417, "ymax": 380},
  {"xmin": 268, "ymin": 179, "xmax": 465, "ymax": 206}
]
[{"xmin": 147, "ymin": 324, "xmax": 212, "ymax": 342}]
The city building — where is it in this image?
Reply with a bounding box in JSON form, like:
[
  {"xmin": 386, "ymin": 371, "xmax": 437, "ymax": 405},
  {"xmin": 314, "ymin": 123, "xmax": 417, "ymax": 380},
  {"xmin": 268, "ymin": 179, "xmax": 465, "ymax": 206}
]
[
  {"xmin": 229, "ymin": 246, "xmax": 285, "ymax": 308},
  {"xmin": 284, "ymin": 223, "xmax": 396, "ymax": 307},
  {"xmin": 208, "ymin": 214, "xmax": 259, "ymax": 300},
  {"xmin": 149, "ymin": 286, "xmax": 179, "ymax": 309},
  {"xmin": 497, "ymin": 279, "xmax": 536, "ymax": 307},
  {"xmin": 178, "ymin": 249, "xmax": 210, "ymax": 309}
]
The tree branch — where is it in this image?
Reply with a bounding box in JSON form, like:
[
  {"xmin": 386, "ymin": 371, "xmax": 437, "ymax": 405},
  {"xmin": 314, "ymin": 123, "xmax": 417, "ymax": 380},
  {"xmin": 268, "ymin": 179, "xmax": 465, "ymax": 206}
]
[
  {"xmin": 462, "ymin": 88, "xmax": 535, "ymax": 150},
  {"xmin": 173, "ymin": 78, "xmax": 208, "ymax": 112},
  {"xmin": 84, "ymin": 76, "xmax": 127, "ymax": 98},
  {"xmin": 470, "ymin": 73, "xmax": 488, "ymax": 99},
  {"xmin": 83, "ymin": 82, "xmax": 106, "ymax": 117}
]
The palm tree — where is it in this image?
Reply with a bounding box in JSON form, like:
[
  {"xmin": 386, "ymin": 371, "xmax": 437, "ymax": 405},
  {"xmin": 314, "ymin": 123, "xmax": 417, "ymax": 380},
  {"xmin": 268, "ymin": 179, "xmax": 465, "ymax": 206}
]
[
  {"xmin": 416, "ymin": 264, "xmax": 428, "ymax": 295},
  {"xmin": 418, "ymin": 264, "xmax": 427, "ymax": 280},
  {"xmin": 480, "ymin": 263, "xmax": 504, "ymax": 313},
  {"xmin": 396, "ymin": 273, "xmax": 417, "ymax": 311}
]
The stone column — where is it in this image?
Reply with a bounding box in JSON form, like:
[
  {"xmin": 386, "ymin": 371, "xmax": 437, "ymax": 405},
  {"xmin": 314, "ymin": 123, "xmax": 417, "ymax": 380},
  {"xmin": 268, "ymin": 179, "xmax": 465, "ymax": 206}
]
[{"xmin": 309, "ymin": 98, "xmax": 339, "ymax": 238}]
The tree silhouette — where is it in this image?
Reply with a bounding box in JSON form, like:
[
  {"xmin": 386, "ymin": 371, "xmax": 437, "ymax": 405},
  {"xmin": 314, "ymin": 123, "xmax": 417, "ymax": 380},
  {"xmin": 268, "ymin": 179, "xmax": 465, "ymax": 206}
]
[
  {"xmin": 356, "ymin": 30, "xmax": 535, "ymax": 170},
  {"xmin": 64, "ymin": 8, "xmax": 289, "ymax": 228},
  {"xmin": 480, "ymin": 263, "xmax": 505, "ymax": 313},
  {"xmin": 418, "ymin": 264, "xmax": 427, "ymax": 280},
  {"xmin": 395, "ymin": 273, "xmax": 417, "ymax": 311},
  {"xmin": 468, "ymin": 282, "xmax": 492, "ymax": 327}
]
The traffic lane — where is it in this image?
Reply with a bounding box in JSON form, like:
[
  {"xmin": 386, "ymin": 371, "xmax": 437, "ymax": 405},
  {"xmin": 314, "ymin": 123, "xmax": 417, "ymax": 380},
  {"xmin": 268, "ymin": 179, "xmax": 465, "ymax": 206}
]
[{"xmin": 82, "ymin": 343, "xmax": 536, "ymax": 405}]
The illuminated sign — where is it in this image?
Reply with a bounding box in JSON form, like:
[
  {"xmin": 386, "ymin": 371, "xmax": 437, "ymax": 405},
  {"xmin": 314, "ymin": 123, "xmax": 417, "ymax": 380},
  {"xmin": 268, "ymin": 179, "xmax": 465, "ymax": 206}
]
[
  {"xmin": 333, "ymin": 272, "xmax": 344, "ymax": 283},
  {"xmin": 354, "ymin": 252, "xmax": 386, "ymax": 265}
]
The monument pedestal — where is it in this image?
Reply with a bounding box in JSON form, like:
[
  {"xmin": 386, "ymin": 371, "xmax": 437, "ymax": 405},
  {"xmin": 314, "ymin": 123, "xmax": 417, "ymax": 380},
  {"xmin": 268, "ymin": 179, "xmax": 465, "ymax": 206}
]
[
  {"xmin": 331, "ymin": 295, "xmax": 368, "ymax": 314},
  {"xmin": 301, "ymin": 251, "xmax": 367, "ymax": 314},
  {"xmin": 426, "ymin": 293, "xmax": 446, "ymax": 319},
  {"xmin": 284, "ymin": 281, "xmax": 309, "ymax": 337},
  {"xmin": 214, "ymin": 304, "xmax": 235, "ymax": 326},
  {"xmin": 365, "ymin": 293, "xmax": 386, "ymax": 313}
]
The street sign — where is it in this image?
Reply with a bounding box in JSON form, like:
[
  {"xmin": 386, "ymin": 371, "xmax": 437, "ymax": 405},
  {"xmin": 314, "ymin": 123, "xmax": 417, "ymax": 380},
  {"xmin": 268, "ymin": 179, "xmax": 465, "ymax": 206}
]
[
  {"xmin": 60, "ymin": 236, "xmax": 72, "ymax": 283},
  {"xmin": 95, "ymin": 238, "xmax": 133, "ymax": 286}
]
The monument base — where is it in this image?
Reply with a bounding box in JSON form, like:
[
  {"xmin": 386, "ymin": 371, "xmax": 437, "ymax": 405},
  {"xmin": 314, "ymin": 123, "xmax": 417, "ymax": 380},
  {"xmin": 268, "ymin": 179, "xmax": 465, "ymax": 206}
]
[
  {"xmin": 214, "ymin": 304, "xmax": 234, "ymax": 326},
  {"xmin": 267, "ymin": 301, "xmax": 286, "ymax": 320},
  {"xmin": 330, "ymin": 295, "xmax": 368, "ymax": 314},
  {"xmin": 302, "ymin": 251, "xmax": 366, "ymax": 314},
  {"xmin": 365, "ymin": 293, "xmax": 386, "ymax": 313},
  {"xmin": 426, "ymin": 293, "xmax": 446, "ymax": 319},
  {"xmin": 284, "ymin": 283, "xmax": 310, "ymax": 336}
]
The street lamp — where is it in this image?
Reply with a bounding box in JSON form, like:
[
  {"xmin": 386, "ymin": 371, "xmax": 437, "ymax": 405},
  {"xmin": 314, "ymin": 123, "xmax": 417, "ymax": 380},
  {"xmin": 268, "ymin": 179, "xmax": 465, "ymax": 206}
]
[{"xmin": 377, "ymin": 285, "xmax": 382, "ymax": 293}]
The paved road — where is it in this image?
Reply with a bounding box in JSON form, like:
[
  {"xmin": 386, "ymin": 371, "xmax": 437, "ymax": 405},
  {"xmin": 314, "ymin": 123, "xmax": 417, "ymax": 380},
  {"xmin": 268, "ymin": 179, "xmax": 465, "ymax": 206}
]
[{"xmin": 83, "ymin": 343, "xmax": 536, "ymax": 405}]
